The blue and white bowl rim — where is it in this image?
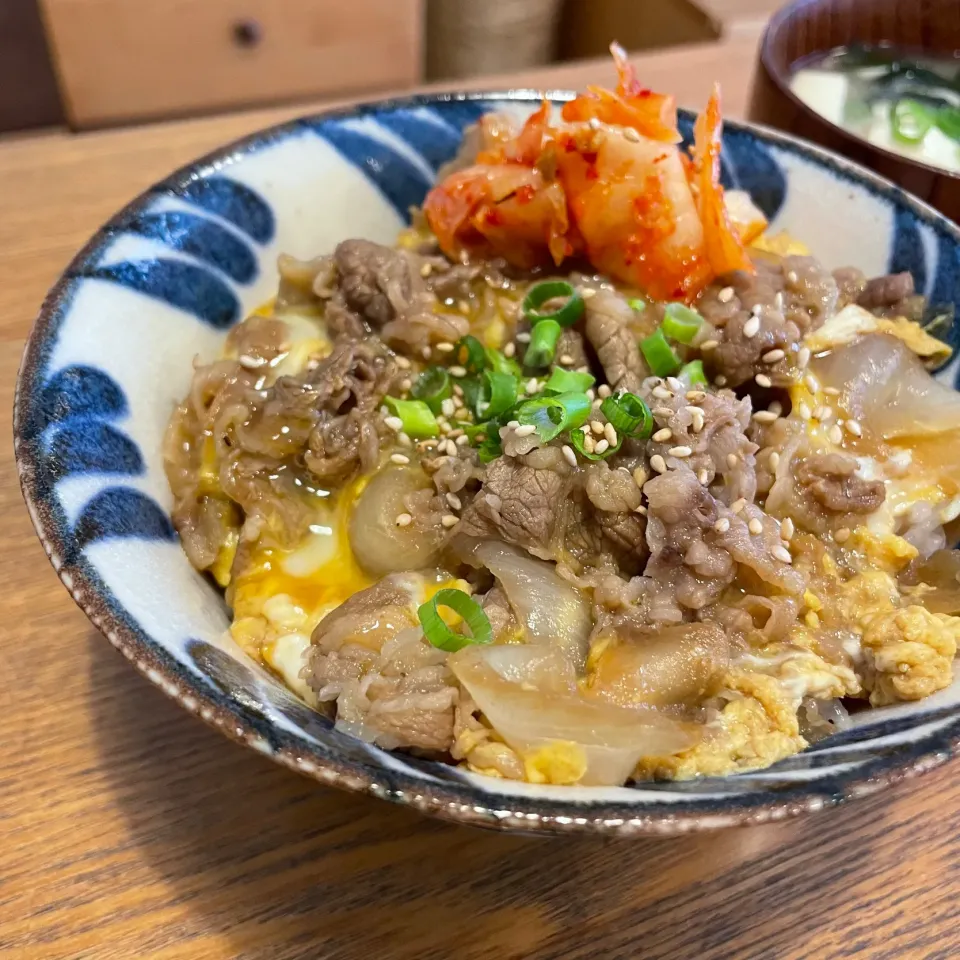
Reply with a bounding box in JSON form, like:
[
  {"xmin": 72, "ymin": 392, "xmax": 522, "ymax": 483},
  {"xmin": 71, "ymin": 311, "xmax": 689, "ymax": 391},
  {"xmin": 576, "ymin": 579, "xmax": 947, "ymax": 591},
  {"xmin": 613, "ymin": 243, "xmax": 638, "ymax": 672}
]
[{"xmin": 14, "ymin": 89, "xmax": 960, "ymax": 835}]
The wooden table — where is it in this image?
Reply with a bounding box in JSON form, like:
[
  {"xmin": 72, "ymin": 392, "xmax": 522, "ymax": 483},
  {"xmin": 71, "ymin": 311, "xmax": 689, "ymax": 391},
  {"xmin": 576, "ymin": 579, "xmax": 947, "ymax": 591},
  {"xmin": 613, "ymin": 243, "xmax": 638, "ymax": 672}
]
[{"xmin": 2, "ymin": 38, "xmax": 958, "ymax": 960}]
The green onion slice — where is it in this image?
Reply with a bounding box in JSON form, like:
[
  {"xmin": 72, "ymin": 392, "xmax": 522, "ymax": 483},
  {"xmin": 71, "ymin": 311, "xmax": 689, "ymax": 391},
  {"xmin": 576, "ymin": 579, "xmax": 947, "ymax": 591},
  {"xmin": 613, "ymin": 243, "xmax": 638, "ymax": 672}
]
[
  {"xmin": 410, "ymin": 366, "xmax": 452, "ymax": 411},
  {"xmin": 523, "ymin": 318, "xmax": 563, "ymax": 368},
  {"xmin": 544, "ymin": 367, "xmax": 596, "ymax": 394},
  {"xmin": 627, "ymin": 297, "xmax": 647, "ymax": 312},
  {"xmin": 418, "ymin": 589, "xmax": 493, "ymax": 652},
  {"xmin": 517, "ymin": 391, "xmax": 591, "ymax": 443},
  {"xmin": 477, "ymin": 435, "xmax": 503, "ymax": 463},
  {"xmin": 384, "ymin": 397, "xmax": 439, "ymax": 438},
  {"xmin": 522, "ymin": 280, "xmax": 585, "ymax": 328},
  {"xmin": 640, "ymin": 328, "xmax": 682, "ymax": 377},
  {"xmin": 455, "ymin": 335, "xmax": 488, "ymax": 374},
  {"xmin": 485, "ymin": 346, "xmax": 522, "ymax": 379},
  {"xmin": 600, "ymin": 392, "xmax": 653, "ymax": 439},
  {"xmin": 891, "ymin": 98, "xmax": 934, "ymax": 144},
  {"xmin": 483, "ymin": 370, "xmax": 519, "ymax": 418},
  {"xmin": 570, "ymin": 426, "xmax": 622, "ymax": 461},
  {"xmin": 936, "ymin": 105, "xmax": 960, "ymax": 143},
  {"xmin": 459, "ymin": 377, "xmax": 484, "ymax": 418},
  {"xmin": 680, "ymin": 359, "xmax": 708, "ymax": 388},
  {"xmin": 662, "ymin": 303, "xmax": 705, "ymax": 344}
]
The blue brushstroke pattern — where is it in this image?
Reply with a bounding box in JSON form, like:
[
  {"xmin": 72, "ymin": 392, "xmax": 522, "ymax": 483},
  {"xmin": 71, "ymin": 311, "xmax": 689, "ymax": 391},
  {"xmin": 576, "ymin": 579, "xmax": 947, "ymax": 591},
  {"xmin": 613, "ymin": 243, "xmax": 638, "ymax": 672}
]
[
  {"xmin": 310, "ymin": 121, "xmax": 433, "ymax": 222},
  {"xmin": 722, "ymin": 128, "xmax": 787, "ymax": 221},
  {"xmin": 119, "ymin": 211, "xmax": 258, "ymax": 284},
  {"xmin": 79, "ymin": 259, "xmax": 240, "ymax": 329},
  {"xmin": 174, "ymin": 176, "xmax": 275, "ymax": 244},
  {"xmin": 888, "ymin": 209, "xmax": 927, "ymax": 293},
  {"xmin": 930, "ymin": 231, "xmax": 960, "ymax": 309},
  {"xmin": 73, "ymin": 488, "xmax": 176, "ymax": 551},
  {"xmin": 47, "ymin": 422, "xmax": 144, "ymax": 480},
  {"xmin": 37, "ymin": 365, "xmax": 127, "ymax": 431},
  {"xmin": 431, "ymin": 100, "xmax": 491, "ymax": 133},
  {"xmin": 375, "ymin": 109, "xmax": 462, "ymax": 172}
]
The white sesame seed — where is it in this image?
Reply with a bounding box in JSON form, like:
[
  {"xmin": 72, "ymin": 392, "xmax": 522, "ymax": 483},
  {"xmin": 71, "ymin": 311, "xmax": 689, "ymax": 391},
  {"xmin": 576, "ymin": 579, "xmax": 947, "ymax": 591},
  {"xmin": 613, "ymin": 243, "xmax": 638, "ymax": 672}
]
[
  {"xmin": 755, "ymin": 373, "xmax": 773, "ymax": 388},
  {"xmin": 743, "ymin": 316, "xmax": 761, "ymax": 338},
  {"xmin": 435, "ymin": 342, "xmax": 454, "ymax": 354},
  {"xmin": 633, "ymin": 466, "xmax": 648, "ymax": 487},
  {"xmin": 449, "ymin": 365, "xmax": 467, "ymax": 377},
  {"xmin": 714, "ymin": 375, "xmax": 728, "ymax": 387},
  {"xmin": 718, "ymin": 286, "xmax": 734, "ymax": 303},
  {"xmin": 748, "ymin": 518, "xmax": 763, "ymax": 535},
  {"xmin": 440, "ymin": 398, "xmax": 456, "ymax": 418},
  {"xmin": 768, "ymin": 451, "xmax": 781, "ymax": 470},
  {"xmin": 559, "ymin": 354, "xmax": 575, "ymax": 366},
  {"xmin": 802, "ymin": 374, "xmax": 818, "ymax": 394},
  {"xmin": 384, "ymin": 416, "xmax": 404, "ymax": 432},
  {"xmin": 562, "ymin": 444, "xmax": 578, "ymax": 467},
  {"xmin": 395, "ymin": 513, "xmax": 413, "ymax": 527},
  {"xmin": 583, "ymin": 434, "xmax": 596, "ymax": 453},
  {"xmin": 698, "ymin": 468, "xmax": 710, "ymax": 485},
  {"xmin": 441, "ymin": 514, "xmax": 459, "ymax": 528},
  {"xmin": 773, "ymin": 545, "xmax": 793, "ymax": 564},
  {"xmin": 446, "ymin": 492, "xmax": 462, "ymax": 509},
  {"xmin": 653, "ymin": 427, "xmax": 673, "ymax": 442},
  {"xmin": 507, "ymin": 419, "xmax": 520, "ymax": 428},
  {"xmin": 422, "ymin": 346, "xmax": 432, "ymax": 360},
  {"xmin": 769, "ymin": 401, "xmax": 783, "ymax": 415},
  {"xmin": 753, "ymin": 410, "xmax": 779, "ymax": 423},
  {"xmin": 456, "ymin": 434, "xmax": 469, "ymax": 446},
  {"xmin": 395, "ymin": 355, "xmax": 412, "ymax": 370},
  {"xmin": 650, "ymin": 454, "xmax": 667, "ymax": 474},
  {"xmin": 845, "ymin": 419, "xmax": 862, "ymax": 437},
  {"xmin": 823, "ymin": 386, "xmax": 841, "ymax": 397},
  {"xmin": 700, "ymin": 339, "xmax": 720, "ymax": 351},
  {"xmin": 787, "ymin": 271, "xmax": 798, "ymax": 284},
  {"xmin": 580, "ymin": 288, "xmax": 597, "ymax": 299},
  {"xmin": 727, "ymin": 453, "xmax": 738, "ymax": 468},
  {"xmin": 798, "ymin": 402, "xmax": 812, "ymax": 421},
  {"xmin": 400, "ymin": 378, "xmax": 412, "ymax": 392},
  {"xmin": 751, "ymin": 303, "xmax": 763, "ymax": 316},
  {"xmin": 828, "ymin": 424, "xmax": 843, "ymax": 445},
  {"xmin": 763, "ymin": 349, "xmax": 785, "ymax": 364},
  {"xmin": 515, "ymin": 331, "xmax": 531, "ymax": 343},
  {"xmin": 390, "ymin": 453, "xmax": 411, "ymax": 465},
  {"xmin": 514, "ymin": 424, "xmax": 537, "ymax": 437},
  {"xmin": 666, "ymin": 377, "xmax": 684, "ymax": 392},
  {"xmin": 652, "ymin": 386, "xmax": 673, "ymax": 400},
  {"xmin": 398, "ymin": 432, "xmax": 412, "ymax": 447},
  {"xmin": 580, "ymin": 423, "xmax": 590, "ymax": 434},
  {"xmin": 714, "ymin": 518, "xmax": 731, "ymax": 533},
  {"xmin": 622, "ymin": 126, "xmax": 640, "ymax": 142},
  {"xmin": 835, "ymin": 527, "xmax": 851, "ymax": 543},
  {"xmin": 420, "ymin": 262, "xmax": 433, "ymax": 277},
  {"xmin": 604, "ymin": 422, "xmax": 618, "ymax": 446},
  {"xmin": 669, "ymin": 445, "xmax": 693, "ymax": 458},
  {"xmin": 597, "ymin": 384, "xmax": 612, "ymax": 398},
  {"xmin": 691, "ymin": 409, "xmax": 705, "ymax": 433},
  {"xmin": 588, "ymin": 117, "xmax": 601, "ymax": 130},
  {"xmin": 781, "ymin": 518, "xmax": 795, "ymax": 539},
  {"xmin": 458, "ymin": 300, "xmax": 471, "ymax": 315},
  {"xmin": 586, "ymin": 389, "xmax": 596, "ymax": 401},
  {"xmin": 653, "ymin": 407, "xmax": 673, "ymax": 418},
  {"xmin": 687, "ymin": 390, "xmax": 706, "ymax": 402},
  {"xmin": 797, "ymin": 347, "xmax": 811, "ymax": 369},
  {"xmin": 732, "ymin": 499, "xmax": 746, "ymax": 514},
  {"xmin": 238, "ymin": 353, "xmax": 267, "ymax": 369},
  {"xmin": 526, "ymin": 378, "xmax": 539, "ymax": 395},
  {"xmin": 822, "ymin": 405, "xmax": 835, "ymax": 421},
  {"xmin": 503, "ymin": 341, "xmax": 516, "ymax": 358},
  {"xmin": 595, "ymin": 438, "xmax": 610, "ymax": 454}
]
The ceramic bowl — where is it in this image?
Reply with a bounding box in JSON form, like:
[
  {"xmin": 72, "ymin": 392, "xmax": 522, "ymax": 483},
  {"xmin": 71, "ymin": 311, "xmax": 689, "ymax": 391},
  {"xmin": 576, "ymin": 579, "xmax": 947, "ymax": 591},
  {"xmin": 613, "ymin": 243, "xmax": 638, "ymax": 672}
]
[
  {"xmin": 749, "ymin": 0, "xmax": 960, "ymax": 223},
  {"xmin": 15, "ymin": 91, "xmax": 960, "ymax": 836}
]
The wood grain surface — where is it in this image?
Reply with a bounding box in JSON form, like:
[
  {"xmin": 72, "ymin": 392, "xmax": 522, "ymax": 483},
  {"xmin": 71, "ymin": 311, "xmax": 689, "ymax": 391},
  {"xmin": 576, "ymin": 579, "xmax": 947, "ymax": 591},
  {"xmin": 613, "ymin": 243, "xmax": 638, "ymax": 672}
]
[{"xmin": 3, "ymin": 40, "xmax": 959, "ymax": 960}]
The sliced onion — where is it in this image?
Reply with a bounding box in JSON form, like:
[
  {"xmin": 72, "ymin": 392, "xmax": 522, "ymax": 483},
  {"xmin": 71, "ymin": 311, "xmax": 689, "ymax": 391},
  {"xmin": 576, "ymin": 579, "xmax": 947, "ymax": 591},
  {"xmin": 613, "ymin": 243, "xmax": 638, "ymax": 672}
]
[
  {"xmin": 450, "ymin": 645, "xmax": 699, "ymax": 786},
  {"xmin": 469, "ymin": 541, "xmax": 592, "ymax": 666}
]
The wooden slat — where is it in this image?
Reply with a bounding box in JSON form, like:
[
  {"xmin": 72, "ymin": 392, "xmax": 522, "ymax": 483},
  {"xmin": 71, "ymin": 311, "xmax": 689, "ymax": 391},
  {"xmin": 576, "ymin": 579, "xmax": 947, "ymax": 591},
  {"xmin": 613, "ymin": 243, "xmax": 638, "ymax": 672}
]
[{"xmin": 39, "ymin": 0, "xmax": 424, "ymax": 127}]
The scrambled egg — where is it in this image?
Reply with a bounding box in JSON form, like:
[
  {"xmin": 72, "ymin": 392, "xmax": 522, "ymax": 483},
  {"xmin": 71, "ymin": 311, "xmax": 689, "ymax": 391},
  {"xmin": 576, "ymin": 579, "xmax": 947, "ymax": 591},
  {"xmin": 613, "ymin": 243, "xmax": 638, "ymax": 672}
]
[
  {"xmin": 636, "ymin": 671, "xmax": 805, "ymax": 779},
  {"xmin": 523, "ymin": 741, "xmax": 589, "ymax": 785},
  {"xmin": 861, "ymin": 606, "xmax": 960, "ymax": 706}
]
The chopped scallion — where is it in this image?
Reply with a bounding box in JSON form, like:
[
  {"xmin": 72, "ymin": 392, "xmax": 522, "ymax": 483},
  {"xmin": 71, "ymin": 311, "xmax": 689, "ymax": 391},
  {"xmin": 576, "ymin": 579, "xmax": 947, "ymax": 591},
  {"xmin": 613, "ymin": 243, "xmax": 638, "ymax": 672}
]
[
  {"xmin": 455, "ymin": 335, "xmax": 488, "ymax": 374},
  {"xmin": 891, "ymin": 98, "xmax": 934, "ymax": 144},
  {"xmin": 483, "ymin": 370, "xmax": 519, "ymax": 418},
  {"xmin": 384, "ymin": 397, "xmax": 439, "ymax": 438},
  {"xmin": 410, "ymin": 366, "xmax": 452, "ymax": 411},
  {"xmin": 522, "ymin": 280, "xmax": 585, "ymax": 328},
  {"xmin": 544, "ymin": 367, "xmax": 596, "ymax": 394},
  {"xmin": 523, "ymin": 318, "xmax": 563, "ymax": 368},
  {"xmin": 627, "ymin": 297, "xmax": 647, "ymax": 312},
  {"xmin": 680, "ymin": 359, "xmax": 708, "ymax": 387},
  {"xmin": 662, "ymin": 303, "xmax": 705, "ymax": 344},
  {"xmin": 570, "ymin": 426, "xmax": 621, "ymax": 461},
  {"xmin": 517, "ymin": 391, "xmax": 591, "ymax": 443},
  {"xmin": 418, "ymin": 589, "xmax": 493, "ymax": 652},
  {"xmin": 485, "ymin": 346, "xmax": 522, "ymax": 379},
  {"xmin": 600, "ymin": 392, "xmax": 653, "ymax": 439},
  {"xmin": 640, "ymin": 328, "xmax": 681, "ymax": 377}
]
